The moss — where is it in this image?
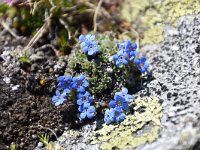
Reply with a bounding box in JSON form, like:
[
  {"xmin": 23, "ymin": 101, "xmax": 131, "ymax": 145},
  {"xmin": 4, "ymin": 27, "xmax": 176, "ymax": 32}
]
[
  {"xmin": 121, "ymin": 0, "xmax": 200, "ymax": 45},
  {"xmin": 89, "ymin": 97, "xmax": 163, "ymax": 150}
]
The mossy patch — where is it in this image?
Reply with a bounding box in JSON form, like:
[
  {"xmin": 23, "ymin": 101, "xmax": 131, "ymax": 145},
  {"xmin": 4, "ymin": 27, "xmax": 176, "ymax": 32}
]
[
  {"xmin": 121, "ymin": 0, "xmax": 200, "ymax": 45},
  {"xmin": 89, "ymin": 97, "xmax": 163, "ymax": 150}
]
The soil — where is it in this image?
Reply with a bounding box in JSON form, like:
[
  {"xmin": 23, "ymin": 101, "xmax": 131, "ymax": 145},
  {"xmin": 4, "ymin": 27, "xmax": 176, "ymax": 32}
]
[{"xmin": 0, "ymin": 33, "xmax": 71, "ymax": 150}]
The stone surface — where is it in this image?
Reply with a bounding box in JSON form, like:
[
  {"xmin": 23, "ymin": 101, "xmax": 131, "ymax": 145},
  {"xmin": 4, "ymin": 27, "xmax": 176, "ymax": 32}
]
[
  {"xmin": 121, "ymin": 0, "xmax": 200, "ymax": 45},
  {"xmin": 136, "ymin": 14, "xmax": 200, "ymax": 150}
]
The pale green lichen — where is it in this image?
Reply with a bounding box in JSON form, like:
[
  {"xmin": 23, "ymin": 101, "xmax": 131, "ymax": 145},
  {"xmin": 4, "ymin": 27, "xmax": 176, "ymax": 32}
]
[
  {"xmin": 121, "ymin": 0, "xmax": 200, "ymax": 45},
  {"xmin": 89, "ymin": 97, "xmax": 163, "ymax": 150}
]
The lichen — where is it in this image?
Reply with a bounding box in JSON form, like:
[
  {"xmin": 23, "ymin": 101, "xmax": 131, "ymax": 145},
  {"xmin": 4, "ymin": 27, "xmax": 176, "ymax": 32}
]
[
  {"xmin": 121, "ymin": 0, "xmax": 200, "ymax": 45},
  {"xmin": 89, "ymin": 97, "xmax": 163, "ymax": 150}
]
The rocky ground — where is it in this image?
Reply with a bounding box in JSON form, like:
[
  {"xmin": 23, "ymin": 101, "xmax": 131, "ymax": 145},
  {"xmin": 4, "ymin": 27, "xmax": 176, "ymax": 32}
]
[
  {"xmin": 0, "ymin": 1, "xmax": 200, "ymax": 150},
  {"xmin": 0, "ymin": 33, "xmax": 69, "ymax": 149},
  {"xmin": 49, "ymin": 14, "xmax": 200, "ymax": 150}
]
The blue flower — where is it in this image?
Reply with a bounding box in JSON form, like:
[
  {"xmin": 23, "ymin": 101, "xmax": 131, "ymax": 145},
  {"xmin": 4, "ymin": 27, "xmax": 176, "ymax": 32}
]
[
  {"xmin": 104, "ymin": 107, "xmax": 126, "ymax": 124},
  {"xmin": 79, "ymin": 34, "xmax": 100, "ymax": 56},
  {"xmin": 113, "ymin": 50, "xmax": 129, "ymax": 67},
  {"xmin": 79, "ymin": 34, "xmax": 95, "ymax": 42},
  {"xmin": 115, "ymin": 87, "xmax": 133, "ymax": 103},
  {"xmin": 72, "ymin": 75, "xmax": 89, "ymax": 92},
  {"xmin": 109, "ymin": 94, "xmax": 128, "ymax": 111},
  {"xmin": 78, "ymin": 102, "xmax": 96, "ymax": 119},
  {"xmin": 57, "ymin": 75, "xmax": 72, "ymax": 93},
  {"xmin": 113, "ymin": 107, "xmax": 126, "ymax": 123},
  {"xmin": 77, "ymin": 91, "xmax": 93, "ymax": 106},
  {"xmin": 117, "ymin": 41, "xmax": 138, "ymax": 60},
  {"xmin": 117, "ymin": 41, "xmax": 126, "ymax": 51},
  {"xmin": 52, "ymin": 90, "xmax": 67, "ymax": 106},
  {"xmin": 125, "ymin": 41, "xmax": 138, "ymax": 60},
  {"xmin": 104, "ymin": 108, "xmax": 114, "ymax": 125},
  {"xmin": 134, "ymin": 56, "xmax": 149, "ymax": 74}
]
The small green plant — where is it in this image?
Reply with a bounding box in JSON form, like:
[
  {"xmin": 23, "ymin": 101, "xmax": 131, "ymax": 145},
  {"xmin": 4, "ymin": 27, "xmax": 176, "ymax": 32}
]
[
  {"xmin": 10, "ymin": 143, "xmax": 17, "ymax": 150},
  {"xmin": 52, "ymin": 33, "xmax": 150, "ymax": 124},
  {"xmin": 39, "ymin": 134, "xmax": 63, "ymax": 150}
]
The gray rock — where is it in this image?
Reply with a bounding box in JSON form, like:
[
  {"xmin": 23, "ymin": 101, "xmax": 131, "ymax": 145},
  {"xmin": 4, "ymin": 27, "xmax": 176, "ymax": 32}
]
[{"xmin": 136, "ymin": 14, "xmax": 200, "ymax": 150}]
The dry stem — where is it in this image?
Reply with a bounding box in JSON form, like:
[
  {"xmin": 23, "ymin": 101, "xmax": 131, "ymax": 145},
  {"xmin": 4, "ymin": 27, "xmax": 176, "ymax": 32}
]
[
  {"xmin": 0, "ymin": 21, "xmax": 20, "ymax": 39},
  {"xmin": 93, "ymin": 0, "xmax": 104, "ymax": 32}
]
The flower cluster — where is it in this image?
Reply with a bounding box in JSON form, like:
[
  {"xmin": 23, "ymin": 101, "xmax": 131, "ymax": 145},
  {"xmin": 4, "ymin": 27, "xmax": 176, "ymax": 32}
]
[
  {"xmin": 104, "ymin": 87, "xmax": 133, "ymax": 125},
  {"xmin": 52, "ymin": 34, "xmax": 151, "ymax": 125},
  {"xmin": 52, "ymin": 74, "xmax": 96, "ymax": 119},
  {"xmin": 112, "ymin": 41, "xmax": 149, "ymax": 74},
  {"xmin": 113, "ymin": 41, "xmax": 138, "ymax": 66},
  {"xmin": 79, "ymin": 34, "xmax": 100, "ymax": 56}
]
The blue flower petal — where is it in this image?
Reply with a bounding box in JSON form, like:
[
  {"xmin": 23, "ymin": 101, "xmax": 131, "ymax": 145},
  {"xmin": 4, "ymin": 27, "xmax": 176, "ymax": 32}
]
[
  {"xmin": 55, "ymin": 90, "xmax": 60, "ymax": 96},
  {"xmin": 83, "ymin": 102, "xmax": 90, "ymax": 108},
  {"xmin": 80, "ymin": 42, "xmax": 86, "ymax": 48},
  {"xmin": 55, "ymin": 101, "xmax": 62, "ymax": 106},
  {"xmin": 85, "ymin": 91, "xmax": 90, "ymax": 96},
  {"xmin": 113, "ymin": 54, "xmax": 118, "ymax": 60},
  {"xmin": 77, "ymin": 99, "xmax": 83, "ymax": 105},
  {"xmin": 88, "ymin": 50, "xmax": 94, "ymax": 55},
  {"xmin": 73, "ymin": 77, "xmax": 78, "ymax": 82},
  {"xmin": 116, "ymin": 60, "xmax": 121, "ymax": 66},
  {"xmin": 122, "ymin": 87, "xmax": 128, "ymax": 94},
  {"xmin": 77, "ymin": 93, "xmax": 83, "ymax": 99},
  {"xmin": 58, "ymin": 76, "xmax": 64, "ymax": 82},
  {"xmin": 104, "ymin": 118, "xmax": 111, "ymax": 125},
  {"xmin": 52, "ymin": 96, "xmax": 58, "ymax": 103},
  {"xmin": 122, "ymin": 102, "xmax": 128, "ymax": 110},
  {"xmin": 78, "ymin": 106, "xmax": 84, "ymax": 112},
  {"xmin": 119, "ymin": 113, "xmax": 126, "ymax": 120},
  {"xmin": 79, "ymin": 75, "xmax": 85, "ymax": 80},
  {"xmin": 85, "ymin": 34, "xmax": 91, "ymax": 39},
  {"xmin": 140, "ymin": 56, "xmax": 146, "ymax": 63},
  {"xmin": 89, "ymin": 35, "xmax": 95, "ymax": 41},
  {"xmin": 131, "ymin": 43, "xmax": 137, "ymax": 49},
  {"xmin": 88, "ymin": 106, "xmax": 95, "ymax": 113},
  {"xmin": 122, "ymin": 59, "xmax": 128, "ymax": 64},
  {"xmin": 134, "ymin": 59, "xmax": 140, "ymax": 65},
  {"xmin": 64, "ymin": 88, "xmax": 70, "ymax": 94},
  {"xmin": 72, "ymin": 82, "xmax": 78, "ymax": 89},
  {"xmin": 80, "ymin": 112, "xmax": 87, "ymax": 119},
  {"xmin": 88, "ymin": 97, "xmax": 93, "ymax": 103},
  {"xmin": 109, "ymin": 100, "xmax": 116, "ymax": 108},
  {"xmin": 87, "ymin": 112, "xmax": 94, "ymax": 119},
  {"xmin": 65, "ymin": 75, "xmax": 72, "ymax": 81},
  {"xmin": 144, "ymin": 62, "xmax": 149, "ymax": 68},
  {"xmin": 83, "ymin": 47, "xmax": 88, "ymax": 53},
  {"xmin": 77, "ymin": 86, "xmax": 85, "ymax": 92},
  {"xmin": 79, "ymin": 34, "xmax": 85, "ymax": 42},
  {"xmin": 82, "ymin": 80, "xmax": 89, "ymax": 87},
  {"xmin": 133, "ymin": 50, "xmax": 139, "ymax": 56}
]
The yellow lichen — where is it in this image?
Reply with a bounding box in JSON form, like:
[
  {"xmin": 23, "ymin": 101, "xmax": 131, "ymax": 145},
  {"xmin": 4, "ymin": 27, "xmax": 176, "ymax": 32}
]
[
  {"xmin": 89, "ymin": 97, "xmax": 163, "ymax": 150},
  {"xmin": 121, "ymin": 0, "xmax": 200, "ymax": 45}
]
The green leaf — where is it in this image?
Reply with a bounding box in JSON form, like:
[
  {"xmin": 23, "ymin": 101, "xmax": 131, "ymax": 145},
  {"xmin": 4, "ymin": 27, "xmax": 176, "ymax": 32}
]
[{"xmin": 19, "ymin": 57, "xmax": 30, "ymax": 63}]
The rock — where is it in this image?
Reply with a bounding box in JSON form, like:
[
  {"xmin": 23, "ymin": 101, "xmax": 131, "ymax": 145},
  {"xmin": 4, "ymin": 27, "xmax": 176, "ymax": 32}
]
[{"xmin": 136, "ymin": 14, "xmax": 200, "ymax": 150}]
